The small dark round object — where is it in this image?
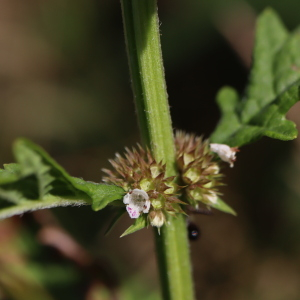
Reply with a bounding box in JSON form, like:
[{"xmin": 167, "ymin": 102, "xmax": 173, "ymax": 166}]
[{"xmin": 188, "ymin": 222, "xmax": 201, "ymax": 241}]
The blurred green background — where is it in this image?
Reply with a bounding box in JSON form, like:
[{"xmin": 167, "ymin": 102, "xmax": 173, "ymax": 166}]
[{"xmin": 1, "ymin": 0, "xmax": 300, "ymax": 299}]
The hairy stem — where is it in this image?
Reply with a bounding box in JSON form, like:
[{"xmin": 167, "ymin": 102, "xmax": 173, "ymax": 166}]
[{"xmin": 120, "ymin": 1, "xmax": 195, "ymax": 299}]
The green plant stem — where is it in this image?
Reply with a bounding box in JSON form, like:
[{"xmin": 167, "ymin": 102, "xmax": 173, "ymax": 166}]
[{"xmin": 120, "ymin": 1, "xmax": 195, "ymax": 299}]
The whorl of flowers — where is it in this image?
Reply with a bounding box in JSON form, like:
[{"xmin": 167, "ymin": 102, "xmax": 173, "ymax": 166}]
[
  {"xmin": 103, "ymin": 132, "xmax": 238, "ymax": 230},
  {"xmin": 102, "ymin": 145, "xmax": 184, "ymax": 227},
  {"xmin": 175, "ymin": 131, "xmax": 223, "ymax": 207}
]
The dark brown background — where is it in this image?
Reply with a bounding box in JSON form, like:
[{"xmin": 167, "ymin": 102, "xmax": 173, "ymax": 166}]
[{"xmin": 0, "ymin": 0, "xmax": 300, "ymax": 299}]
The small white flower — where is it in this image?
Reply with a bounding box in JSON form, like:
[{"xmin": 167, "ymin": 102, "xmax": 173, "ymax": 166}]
[
  {"xmin": 123, "ymin": 189, "xmax": 150, "ymax": 219},
  {"xmin": 210, "ymin": 143, "xmax": 239, "ymax": 168}
]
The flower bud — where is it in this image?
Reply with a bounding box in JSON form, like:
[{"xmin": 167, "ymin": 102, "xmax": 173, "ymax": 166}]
[{"xmin": 148, "ymin": 210, "xmax": 166, "ymax": 227}]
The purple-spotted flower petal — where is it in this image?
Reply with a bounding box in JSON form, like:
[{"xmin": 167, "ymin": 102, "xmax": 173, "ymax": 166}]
[{"xmin": 123, "ymin": 189, "xmax": 150, "ymax": 219}]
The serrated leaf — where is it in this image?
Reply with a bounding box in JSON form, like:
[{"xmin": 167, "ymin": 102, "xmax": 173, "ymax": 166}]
[
  {"xmin": 13, "ymin": 139, "xmax": 84, "ymax": 198},
  {"xmin": 210, "ymin": 198, "xmax": 237, "ymax": 216},
  {"xmin": 0, "ymin": 139, "xmax": 125, "ymax": 220},
  {"xmin": 246, "ymin": 8, "xmax": 288, "ymax": 106},
  {"xmin": 0, "ymin": 164, "xmax": 20, "ymax": 185},
  {"xmin": 0, "ymin": 189, "xmax": 28, "ymax": 204},
  {"xmin": 72, "ymin": 177, "xmax": 124, "ymax": 210},
  {"xmin": 210, "ymin": 9, "xmax": 300, "ymax": 147},
  {"xmin": 209, "ymin": 87, "xmax": 241, "ymax": 145},
  {"xmin": 13, "ymin": 139, "xmax": 125, "ymax": 209},
  {"xmin": 3, "ymin": 163, "xmax": 21, "ymax": 173},
  {"xmin": 85, "ymin": 180, "xmax": 125, "ymax": 211},
  {"xmin": 273, "ymin": 28, "xmax": 300, "ymax": 95},
  {"xmin": 211, "ymin": 84, "xmax": 299, "ymax": 146},
  {"xmin": 120, "ymin": 214, "xmax": 148, "ymax": 237}
]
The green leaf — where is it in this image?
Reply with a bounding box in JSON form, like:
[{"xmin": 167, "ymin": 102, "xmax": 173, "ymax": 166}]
[
  {"xmin": 120, "ymin": 214, "xmax": 148, "ymax": 237},
  {"xmin": 211, "ymin": 9, "xmax": 300, "ymax": 147},
  {"xmin": 246, "ymin": 8, "xmax": 288, "ymax": 106},
  {"xmin": 209, "ymin": 87, "xmax": 241, "ymax": 145},
  {"xmin": 0, "ymin": 195, "xmax": 88, "ymax": 220},
  {"xmin": 0, "ymin": 139, "xmax": 124, "ymax": 220},
  {"xmin": 87, "ymin": 179, "xmax": 125, "ymax": 211},
  {"xmin": 0, "ymin": 164, "xmax": 20, "ymax": 184},
  {"xmin": 14, "ymin": 139, "xmax": 87, "ymax": 198},
  {"xmin": 210, "ymin": 198, "xmax": 237, "ymax": 216}
]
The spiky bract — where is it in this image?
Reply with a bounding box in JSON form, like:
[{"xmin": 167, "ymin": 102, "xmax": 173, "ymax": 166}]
[
  {"xmin": 175, "ymin": 131, "xmax": 223, "ymax": 207},
  {"xmin": 102, "ymin": 145, "xmax": 185, "ymax": 226}
]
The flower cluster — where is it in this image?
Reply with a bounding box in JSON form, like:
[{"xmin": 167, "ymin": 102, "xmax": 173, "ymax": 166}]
[
  {"xmin": 103, "ymin": 132, "xmax": 238, "ymax": 230},
  {"xmin": 102, "ymin": 146, "xmax": 184, "ymax": 228},
  {"xmin": 175, "ymin": 131, "xmax": 223, "ymax": 207}
]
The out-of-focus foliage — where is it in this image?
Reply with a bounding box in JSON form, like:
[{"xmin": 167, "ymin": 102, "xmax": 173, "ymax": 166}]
[
  {"xmin": 211, "ymin": 9, "xmax": 300, "ymax": 147},
  {"xmin": 0, "ymin": 139, "xmax": 124, "ymax": 220}
]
